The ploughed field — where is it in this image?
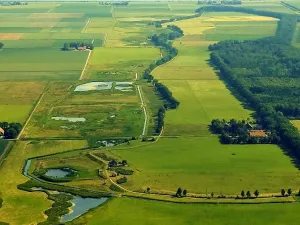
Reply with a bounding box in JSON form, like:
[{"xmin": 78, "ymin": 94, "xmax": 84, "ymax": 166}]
[{"xmin": 1, "ymin": 2, "xmax": 300, "ymax": 225}]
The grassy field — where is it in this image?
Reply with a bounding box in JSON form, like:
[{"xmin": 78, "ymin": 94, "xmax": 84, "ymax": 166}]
[
  {"xmin": 0, "ymin": 82, "xmax": 45, "ymax": 123},
  {"xmin": 86, "ymin": 47, "xmax": 159, "ymax": 80},
  {"xmin": 152, "ymin": 15, "xmax": 274, "ymax": 135},
  {"xmin": 70, "ymin": 197, "xmax": 300, "ymax": 225},
  {"xmin": 113, "ymin": 136, "xmax": 300, "ymax": 194},
  {"xmin": 1, "ymin": 3, "xmax": 300, "ymax": 225},
  {"xmin": 0, "ymin": 140, "xmax": 87, "ymax": 225}
]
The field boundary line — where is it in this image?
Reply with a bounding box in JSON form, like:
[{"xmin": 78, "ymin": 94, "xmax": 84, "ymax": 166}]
[
  {"xmin": 81, "ymin": 18, "xmax": 91, "ymax": 33},
  {"xmin": 17, "ymin": 83, "xmax": 49, "ymax": 140},
  {"xmin": 137, "ymin": 85, "xmax": 148, "ymax": 136},
  {"xmin": 0, "ymin": 141, "xmax": 14, "ymax": 168},
  {"xmin": 111, "ymin": 6, "xmax": 114, "ymax": 17},
  {"xmin": 79, "ymin": 48, "xmax": 93, "ymax": 80}
]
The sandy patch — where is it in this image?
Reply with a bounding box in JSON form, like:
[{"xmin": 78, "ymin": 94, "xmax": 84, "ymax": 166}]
[
  {"xmin": 201, "ymin": 16, "xmax": 278, "ymax": 22},
  {"xmin": 29, "ymin": 13, "xmax": 83, "ymax": 19},
  {"xmin": 0, "ymin": 33, "xmax": 23, "ymax": 40}
]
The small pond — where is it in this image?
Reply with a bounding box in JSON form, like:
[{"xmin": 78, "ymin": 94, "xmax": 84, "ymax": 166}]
[
  {"xmin": 45, "ymin": 168, "xmax": 74, "ymax": 178},
  {"xmin": 115, "ymin": 82, "xmax": 133, "ymax": 90},
  {"xmin": 52, "ymin": 117, "xmax": 86, "ymax": 122},
  {"xmin": 75, "ymin": 82, "xmax": 113, "ymax": 92},
  {"xmin": 61, "ymin": 196, "xmax": 108, "ymax": 223}
]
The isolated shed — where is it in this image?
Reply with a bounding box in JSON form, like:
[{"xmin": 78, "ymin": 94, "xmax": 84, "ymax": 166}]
[{"xmin": 0, "ymin": 127, "xmax": 4, "ymax": 136}]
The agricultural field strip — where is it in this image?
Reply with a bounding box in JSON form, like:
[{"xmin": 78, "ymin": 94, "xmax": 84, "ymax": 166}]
[
  {"xmin": 81, "ymin": 17, "xmax": 91, "ymax": 33},
  {"xmin": 79, "ymin": 48, "xmax": 93, "ymax": 80},
  {"xmin": 137, "ymin": 85, "xmax": 148, "ymax": 136},
  {"xmin": 17, "ymin": 83, "xmax": 48, "ymax": 140}
]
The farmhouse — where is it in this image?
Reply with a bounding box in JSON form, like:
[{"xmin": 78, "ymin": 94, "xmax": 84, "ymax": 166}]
[
  {"xmin": 0, "ymin": 127, "xmax": 4, "ymax": 138},
  {"xmin": 249, "ymin": 130, "xmax": 267, "ymax": 137},
  {"xmin": 77, "ymin": 46, "xmax": 87, "ymax": 51}
]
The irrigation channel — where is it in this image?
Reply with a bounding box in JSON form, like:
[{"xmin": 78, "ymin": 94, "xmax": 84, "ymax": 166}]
[{"xmin": 23, "ymin": 160, "xmax": 108, "ymax": 223}]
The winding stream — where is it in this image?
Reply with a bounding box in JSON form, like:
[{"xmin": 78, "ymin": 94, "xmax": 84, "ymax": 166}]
[{"xmin": 23, "ymin": 159, "xmax": 108, "ymax": 222}]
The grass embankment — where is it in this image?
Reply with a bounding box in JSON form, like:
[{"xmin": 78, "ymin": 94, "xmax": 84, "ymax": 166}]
[
  {"xmin": 69, "ymin": 197, "xmax": 300, "ymax": 225},
  {"xmin": 0, "ymin": 140, "xmax": 87, "ymax": 225}
]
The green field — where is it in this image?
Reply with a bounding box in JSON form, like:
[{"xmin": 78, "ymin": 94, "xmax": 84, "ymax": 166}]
[
  {"xmin": 69, "ymin": 197, "xmax": 300, "ymax": 225},
  {"xmin": 0, "ymin": 140, "xmax": 87, "ymax": 224},
  {"xmin": 0, "ymin": 3, "xmax": 300, "ymax": 225}
]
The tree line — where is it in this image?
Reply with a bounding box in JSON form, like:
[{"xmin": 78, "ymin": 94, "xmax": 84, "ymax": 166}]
[
  {"xmin": 99, "ymin": 1, "xmax": 129, "ymax": 5},
  {"xmin": 143, "ymin": 25, "xmax": 183, "ymax": 134},
  {"xmin": 205, "ymin": 6, "xmax": 300, "ymax": 159},
  {"xmin": 0, "ymin": 122, "xmax": 22, "ymax": 139},
  {"xmin": 61, "ymin": 42, "xmax": 94, "ymax": 51}
]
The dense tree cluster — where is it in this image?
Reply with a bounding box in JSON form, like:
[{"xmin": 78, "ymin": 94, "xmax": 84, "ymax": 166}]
[
  {"xmin": 206, "ymin": 6, "xmax": 300, "ymax": 158},
  {"xmin": 197, "ymin": 0, "xmax": 241, "ymax": 5},
  {"xmin": 0, "ymin": 1, "xmax": 27, "ymax": 6},
  {"xmin": 0, "ymin": 122, "xmax": 22, "ymax": 139},
  {"xmin": 61, "ymin": 42, "xmax": 94, "ymax": 51},
  {"xmin": 156, "ymin": 106, "xmax": 165, "ymax": 133},
  {"xmin": 210, "ymin": 119, "xmax": 279, "ymax": 144},
  {"xmin": 99, "ymin": 1, "xmax": 129, "ymax": 6}
]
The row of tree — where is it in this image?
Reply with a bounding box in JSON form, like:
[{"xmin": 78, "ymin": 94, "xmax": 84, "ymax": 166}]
[
  {"xmin": 99, "ymin": 1, "xmax": 129, "ymax": 5},
  {"xmin": 207, "ymin": 6, "xmax": 300, "ymax": 158},
  {"xmin": 0, "ymin": 122, "xmax": 22, "ymax": 139},
  {"xmin": 142, "ymin": 25, "xmax": 183, "ymax": 134},
  {"xmin": 61, "ymin": 42, "xmax": 94, "ymax": 51},
  {"xmin": 197, "ymin": 0, "xmax": 241, "ymax": 5}
]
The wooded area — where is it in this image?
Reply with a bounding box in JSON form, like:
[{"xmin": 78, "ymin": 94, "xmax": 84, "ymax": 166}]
[{"xmin": 205, "ymin": 6, "xmax": 300, "ymax": 158}]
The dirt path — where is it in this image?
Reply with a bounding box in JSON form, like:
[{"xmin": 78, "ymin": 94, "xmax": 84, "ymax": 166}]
[
  {"xmin": 17, "ymin": 83, "xmax": 48, "ymax": 140},
  {"xmin": 137, "ymin": 85, "xmax": 148, "ymax": 136},
  {"xmin": 79, "ymin": 48, "xmax": 93, "ymax": 80},
  {"xmin": 81, "ymin": 18, "xmax": 90, "ymax": 33}
]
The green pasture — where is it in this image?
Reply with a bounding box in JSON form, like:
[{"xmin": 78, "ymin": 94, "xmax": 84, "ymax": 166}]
[
  {"xmin": 52, "ymin": 3, "xmax": 112, "ymax": 17},
  {"xmin": 0, "ymin": 82, "xmax": 45, "ymax": 123},
  {"xmin": 70, "ymin": 197, "xmax": 300, "ymax": 225},
  {"xmin": 114, "ymin": 136, "xmax": 300, "ymax": 195},
  {"xmin": 0, "ymin": 48, "xmax": 88, "ymax": 81},
  {"xmin": 202, "ymin": 21, "xmax": 277, "ymax": 41},
  {"xmin": 0, "ymin": 140, "xmax": 87, "ymax": 225},
  {"xmin": 86, "ymin": 47, "xmax": 159, "ymax": 80},
  {"xmin": 153, "ymin": 42, "xmax": 251, "ymax": 136},
  {"xmin": 240, "ymin": 2, "xmax": 296, "ymax": 14}
]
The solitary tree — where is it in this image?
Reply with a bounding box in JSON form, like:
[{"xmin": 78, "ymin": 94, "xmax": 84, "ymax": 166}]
[
  {"xmin": 288, "ymin": 188, "xmax": 292, "ymax": 196},
  {"xmin": 121, "ymin": 160, "xmax": 128, "ymax": 166},
  {"xmin": 183, "ymin": 189, "xmax": 187, "ymax": 196},
  {"xmin": 241, "ymin": 190, "xmax": 245, "ymax": 198},
  {"xmin": 211, "ymin": 192, "xmax": 214, "ymax": 198},
  {"xmin": 246, "ymin": 191, "xmax": 251, "ymax": 198},
  {"xmin": 281, "ymin": 189, "xmax": 286, "ymax": 197},
  {"xmin": 146, "ymin": 187, "xmax": 150, "ymax": 193},
  {"xmin": 176, "ymin": 187, "xmax": 182, "ymax": 197},
  {"xmin": 254, "ymin": 190, "xmax": 259, "ymax": 198}
]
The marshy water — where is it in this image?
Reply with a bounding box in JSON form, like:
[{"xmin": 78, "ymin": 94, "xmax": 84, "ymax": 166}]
[
  {"xmin": 61, "ymin": 196, "xmax": 108, "ymax": 222},
  {"xmin": 24, "ymin": 160, "xmax": 108, "ymax": 222},
  {"xmin": 45, "ymin": 168, "xmax": 73, "ymax": 178},
  {"xmin": 74, "ymin": 81, "xmax": 133, "ymax": 91},
  {"xmin": 52, "ymin": 117, "xmax": 86, "ymax": 122},
  {"xmin": 74, "ymin": 82, "xmax": 113, "ymax": 91}
]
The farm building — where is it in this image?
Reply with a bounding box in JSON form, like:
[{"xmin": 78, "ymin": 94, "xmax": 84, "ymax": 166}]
[
  {"xmin": 249, "ymin": 130, "xmax": 267, "ymax": 137},
  {"xmin": 0, "ymin": 127, "xmax": 4, "ymax": 137},
  {"xmin": 77, "ymin": 46, "xmax": 87, "ymax": 51}
]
